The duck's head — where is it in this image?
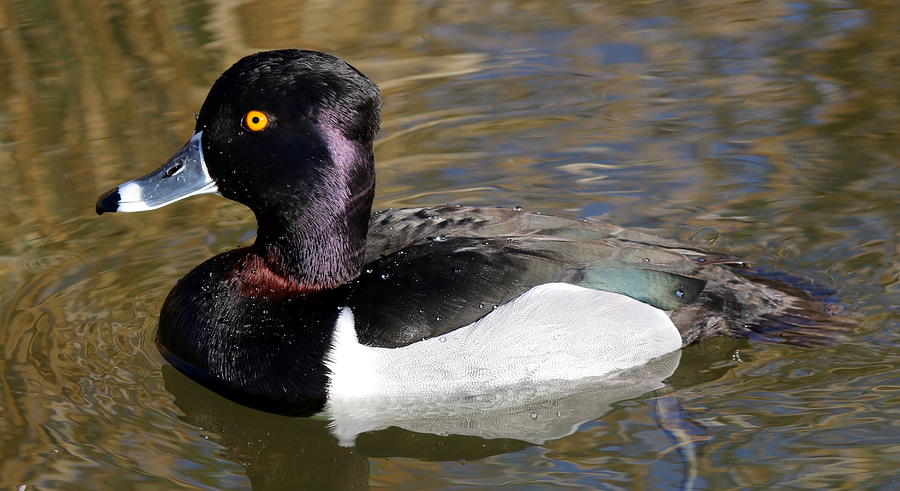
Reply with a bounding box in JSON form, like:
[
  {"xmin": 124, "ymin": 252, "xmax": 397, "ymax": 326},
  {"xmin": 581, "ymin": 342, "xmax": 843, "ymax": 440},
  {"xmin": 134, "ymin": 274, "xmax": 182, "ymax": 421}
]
[
  {"xmin": 97, "ymin": 49, "xmax": 380, "ymax": 216},
  {"xmin": 97, "ymin": 50, "xmax": 381, "ymax": 287}
]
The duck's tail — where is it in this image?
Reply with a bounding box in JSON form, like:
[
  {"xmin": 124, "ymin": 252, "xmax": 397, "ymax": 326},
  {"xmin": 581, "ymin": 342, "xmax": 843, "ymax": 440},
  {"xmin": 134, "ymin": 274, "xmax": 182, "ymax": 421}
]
[{"xmin": 670, "ymin": 265, "xmax": 857, "ymax": 348}]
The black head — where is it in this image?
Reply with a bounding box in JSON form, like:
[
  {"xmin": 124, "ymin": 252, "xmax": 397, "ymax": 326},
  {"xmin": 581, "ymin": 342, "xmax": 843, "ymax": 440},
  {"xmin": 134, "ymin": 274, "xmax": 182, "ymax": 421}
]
[
  {"xmin": 96, "ymin": 49, "xmax": 381, "ymax": 217},
  {"xmin": 197, "ymin": 50, "xmax": 380, "ymax": 213}
]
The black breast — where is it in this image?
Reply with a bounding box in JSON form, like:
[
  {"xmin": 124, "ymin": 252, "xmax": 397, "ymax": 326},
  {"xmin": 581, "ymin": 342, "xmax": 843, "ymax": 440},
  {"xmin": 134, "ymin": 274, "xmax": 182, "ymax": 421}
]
[{"xmin": 158, "ymin": 249, "xmax": 349, "ymax": 416}]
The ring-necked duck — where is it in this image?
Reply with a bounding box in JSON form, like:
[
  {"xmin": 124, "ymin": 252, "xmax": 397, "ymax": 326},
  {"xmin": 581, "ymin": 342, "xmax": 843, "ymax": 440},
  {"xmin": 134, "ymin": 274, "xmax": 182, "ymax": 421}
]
[{"xmin": 96, "ymin": 50, "xmax": 850, "ymax": 416}]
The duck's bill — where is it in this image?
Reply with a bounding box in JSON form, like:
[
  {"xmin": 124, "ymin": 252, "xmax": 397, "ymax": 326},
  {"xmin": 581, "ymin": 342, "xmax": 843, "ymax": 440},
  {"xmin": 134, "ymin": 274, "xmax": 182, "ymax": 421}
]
[{"xmin": 96, "ymin": 132, "xmax": 218, "ymax": 214}]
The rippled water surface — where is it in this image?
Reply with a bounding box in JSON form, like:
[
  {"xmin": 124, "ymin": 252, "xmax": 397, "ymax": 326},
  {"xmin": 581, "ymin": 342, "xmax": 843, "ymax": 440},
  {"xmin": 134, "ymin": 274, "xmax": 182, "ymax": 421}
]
[{"xmin": 0, "ymin": 0, "xmax": 897, "ymax": 489}]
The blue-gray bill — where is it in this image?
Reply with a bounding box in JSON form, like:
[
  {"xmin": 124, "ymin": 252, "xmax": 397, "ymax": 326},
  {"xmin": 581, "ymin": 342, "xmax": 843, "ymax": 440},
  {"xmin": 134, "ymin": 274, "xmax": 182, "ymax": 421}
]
[{"xmin": 95, "ymin": 132, "xmax": 218, "ymax": 214}]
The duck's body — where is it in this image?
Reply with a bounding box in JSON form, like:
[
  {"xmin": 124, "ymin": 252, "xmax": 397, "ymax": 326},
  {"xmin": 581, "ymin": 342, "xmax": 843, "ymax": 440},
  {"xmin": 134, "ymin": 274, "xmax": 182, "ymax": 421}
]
[{"xmin": 97, "ymin": 50, "xmax": 848, "ymax": 416}]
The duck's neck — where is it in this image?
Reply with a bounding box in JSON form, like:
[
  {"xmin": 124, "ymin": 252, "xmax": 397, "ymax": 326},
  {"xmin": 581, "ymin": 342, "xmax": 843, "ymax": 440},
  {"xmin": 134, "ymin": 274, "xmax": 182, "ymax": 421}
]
[{"xmin": 251, "ymin": 128, "xmax": 375, "ymax": 291}]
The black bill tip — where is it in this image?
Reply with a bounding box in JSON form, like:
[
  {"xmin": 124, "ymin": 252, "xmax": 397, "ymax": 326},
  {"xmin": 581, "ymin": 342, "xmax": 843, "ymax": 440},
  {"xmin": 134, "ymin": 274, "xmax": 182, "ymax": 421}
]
[{"xmin": 96, "ymin": 188, "xmax": 120, "ymax": 215}]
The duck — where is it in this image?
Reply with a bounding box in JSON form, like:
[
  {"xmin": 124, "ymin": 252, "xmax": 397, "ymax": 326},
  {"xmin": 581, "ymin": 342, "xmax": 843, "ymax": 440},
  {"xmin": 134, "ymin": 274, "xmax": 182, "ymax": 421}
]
[{"xmin": 96, "ymin": 49, "xmax": 849, "ymax": 416}]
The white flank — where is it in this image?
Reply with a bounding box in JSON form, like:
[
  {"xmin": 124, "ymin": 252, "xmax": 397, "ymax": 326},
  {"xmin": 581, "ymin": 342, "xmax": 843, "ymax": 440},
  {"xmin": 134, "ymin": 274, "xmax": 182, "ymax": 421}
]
[
  {"xmin": 325, "ymin": 308, "xmax": 379, "ymax": 399},
  {"xmin": 325, "ymin": 283, "xmax": 681, "ymax": 402}
]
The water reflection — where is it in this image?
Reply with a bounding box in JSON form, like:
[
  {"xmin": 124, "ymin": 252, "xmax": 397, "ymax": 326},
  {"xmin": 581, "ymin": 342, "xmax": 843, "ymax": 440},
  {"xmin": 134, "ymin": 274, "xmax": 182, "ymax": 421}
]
[
  {"xmin": 164, "ymin": 352, "xmax": 682, "ymax": 489},
  {"xmin": 164, "ymin": 367, "xmax": 369, "ymax": 490},
  {"xmin": 327, "ymin": 352, "xmax": 681, "ymax": 447}
]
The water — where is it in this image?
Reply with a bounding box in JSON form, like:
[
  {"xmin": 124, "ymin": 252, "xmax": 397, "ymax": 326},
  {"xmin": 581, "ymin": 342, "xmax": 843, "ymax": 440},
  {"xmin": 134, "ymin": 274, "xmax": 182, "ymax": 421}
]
[{"xmin": 0, "ymin": 0, "xmax": 897, "ymax": 489}]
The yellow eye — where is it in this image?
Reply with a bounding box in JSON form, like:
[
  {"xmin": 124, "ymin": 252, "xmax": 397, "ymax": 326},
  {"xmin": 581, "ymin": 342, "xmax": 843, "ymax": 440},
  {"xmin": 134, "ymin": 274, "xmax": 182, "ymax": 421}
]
[{"xmin": 243, "ymin": 110, "xmax": 269, "ymax": 132}]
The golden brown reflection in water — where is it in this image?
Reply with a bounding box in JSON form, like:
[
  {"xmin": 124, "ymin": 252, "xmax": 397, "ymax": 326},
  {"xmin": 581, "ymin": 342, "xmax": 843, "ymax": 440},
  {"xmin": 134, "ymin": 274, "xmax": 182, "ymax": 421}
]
[{"xmin": 0, "ymin": 0, "xmax": 897, "ymax": 489}]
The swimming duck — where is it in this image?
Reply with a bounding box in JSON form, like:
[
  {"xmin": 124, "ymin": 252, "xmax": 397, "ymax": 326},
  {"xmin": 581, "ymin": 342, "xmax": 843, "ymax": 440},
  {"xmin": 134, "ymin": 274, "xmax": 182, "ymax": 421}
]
[{"xmin": 96, "ymin": 50, "xmax": 847, "ymax": 416}]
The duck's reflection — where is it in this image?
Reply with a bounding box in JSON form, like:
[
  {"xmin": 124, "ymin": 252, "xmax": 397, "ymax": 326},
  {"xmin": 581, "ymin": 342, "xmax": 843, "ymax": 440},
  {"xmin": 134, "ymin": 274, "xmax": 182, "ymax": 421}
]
[
  {"xmin": 326, "ymin": 350, "xmax": 682, "ymax": 446},
  {"xmin": 163, "ymin": 350, "xmax": 681, "ymax": 488},
  {"xmin": 163, "ymin": 365, "xmax": 368, "ymax": 489}
]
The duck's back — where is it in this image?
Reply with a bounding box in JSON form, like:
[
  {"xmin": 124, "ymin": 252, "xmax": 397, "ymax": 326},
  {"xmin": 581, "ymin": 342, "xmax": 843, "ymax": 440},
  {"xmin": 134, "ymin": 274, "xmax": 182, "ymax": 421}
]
[{"xmin": 361, "ymin": 206, "xmax": 852, "ymax": 349}]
